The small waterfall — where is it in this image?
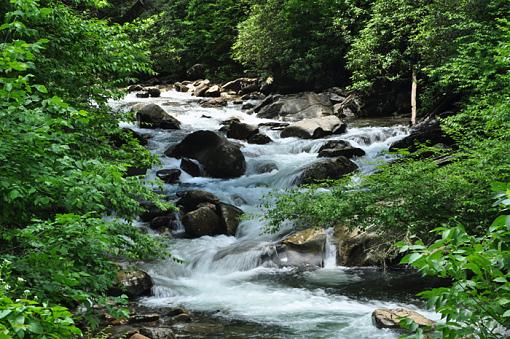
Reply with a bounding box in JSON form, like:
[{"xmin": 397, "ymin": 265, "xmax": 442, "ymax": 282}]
[{"xmin": 324, "ymin": 228, "xmax": 337, "ymax": 268}]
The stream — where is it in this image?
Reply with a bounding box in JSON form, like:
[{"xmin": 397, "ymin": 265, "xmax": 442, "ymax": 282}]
[{"xmin": 112, "ymin": 90, "xmax": 437, "ymax": 338}]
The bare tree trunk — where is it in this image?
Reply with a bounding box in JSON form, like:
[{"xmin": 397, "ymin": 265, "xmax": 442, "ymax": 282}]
[{"xmin": 411, "ymin": 69, "xmax": 417, "ymax": 125}]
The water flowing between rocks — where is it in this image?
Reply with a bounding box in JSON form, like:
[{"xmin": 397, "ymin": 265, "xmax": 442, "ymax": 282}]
[{"xmin": 112, "ymin": 90, "xmax": 437, "ymax": 338}]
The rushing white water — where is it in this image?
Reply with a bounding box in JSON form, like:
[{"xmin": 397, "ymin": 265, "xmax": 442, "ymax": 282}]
[{"xmin": 111, "ymin": 90, "xmax": 436, "ymax": 338}]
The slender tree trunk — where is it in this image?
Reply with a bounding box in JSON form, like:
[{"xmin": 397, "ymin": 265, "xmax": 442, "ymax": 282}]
[{"xmin": 411, "ymin": 69, "xmax": 417, "ymax": 125}]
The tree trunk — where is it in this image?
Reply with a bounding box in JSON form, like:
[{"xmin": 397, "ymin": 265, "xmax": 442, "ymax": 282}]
[{"xmin": 411, "ymin": 69, "xmax": 417, "ymax": 125}]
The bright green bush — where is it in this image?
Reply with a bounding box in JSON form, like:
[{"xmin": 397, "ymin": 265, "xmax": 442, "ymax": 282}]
[
  {"xmin": 0, "ymin": 261, "xmax": 82, "ymax": 338},
  {"xmin": 399, "ymin": 182, "xmax": 510, "ymax": 338},
  {"xmin": 0, "ymin": 0, "xmax": 172, "ymax": 333}
]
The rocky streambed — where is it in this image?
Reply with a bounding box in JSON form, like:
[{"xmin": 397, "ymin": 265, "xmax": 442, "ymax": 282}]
[{"xmin": 109, "ymin": 83, "xmax": 439, "ymax": 338}]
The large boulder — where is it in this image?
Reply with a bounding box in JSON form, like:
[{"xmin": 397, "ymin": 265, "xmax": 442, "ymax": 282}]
[
  {"xmin": 254, "ymin": 92, "xmax": 333, "ymax": 121},
  {"xmin": 217, "ymin": 203, "xmax": 243, "ymax": 236},
  {"xmin": 294, "ymin": 157, "xmax": 358, "ymax": 185},
  {"xmin": 136, "ymin": 104, "xmax": 181, "ymax": 129},
  {"xmin": 165, "ymin": 131, "xmax": 246, "ymax": 178},
  {"xmin": 281, "ymin": 116, "xmax": 346, "ymax": 139},
  {"xmin": 275, "ymin": 228, "xmax": 326, "ymax": 267},
  {"xmin": 182, "ymin": 205, "xmax": 222, "ymax": 237},
  {"xmin": 390, "ymin": 117, "xmax": 454, "ymax": 152},
  {"xmin": 372, "ymin": 308, "xmax": 435, "ymax": 330},
  {"xmin": 111, "ymin": 270, "xmax": 153, "ymax": 299}
]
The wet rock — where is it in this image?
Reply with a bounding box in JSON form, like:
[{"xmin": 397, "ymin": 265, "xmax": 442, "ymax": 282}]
[
  {"xmin": 187, "ymin": 63, "xmax": 206, "ymax": 81},
  {"xmin": 165, "ymin": 130, "xmax": 246, "ymax": 179},
  {"xmin": 241, "ymin": 92, "xmax": 266, "ymax": 101},
  {"xmin": 136, "ymin": 92, "xmax": 150, "ymax": 98},
  {"xmin": 225, "ymin": 121, "xmax": 259, "ymax": 140},
  {"xmin": 193, "ymin": 83, "xmax": 210, "ymax": 97},
  {"xmin": 242, "ymin": 102, "xmax": 256, "ymax": 110},
  {"xmin": 174, "ymin": 82, "xmax": 188, "ymax": 92},
  {"xmin": 149, "ymin": 214, "xmax": 177, "ymax": 231},
  {"xmin": 129, "ymin": 314, "xmax": 160, "ymax": 324},
  {"xmin": 247, "ymin": 133, "xmax": 272, "ymax": 144},
  {"xmin": 390, "ymin": 117, "xmax": 454, "ymax": 152},
  {"xmin": 276, "ymin": 228, "xmax": 326, "ymax": 267},
  {"xmin": 176, "ymin": 323, "xmax": 224, "ymax": 336},
  {"xmin": 172, "ymin": 312, "xmax": 192, "ymax": 323},
  {"xmin": 139, "ymin": 200, "xmax": 168, "ymax": 222},
  {"xmin": 128, "ymin": 85, "xmax": 144, "ymax": 92},
  {"xmin": 318, "ymin": 141, "xmax": 366, "ymax": 158},
  {"xmin": 147, "ymin": 87, "xmax": 161, "ymax": 98},
  {"xmin": 204, "ymin": 84, "xmax": 221, "ymax": 97},
  {"xmin": 156, "ymin": 169, "xmax": 181, "ymax": 184},
  {"xmin": 254, "ymin": 92, "xmax": 333, "ymax": 121},
  {"xmin": 176, "ymin": 190, "xmax": 220, "ymax": 213},
  {"xmin": 180, "ymin": 158, "xmax": 203, "ymax": 177},
  {"xmin": 258, "ymin": 121, "xmax": 289, "ymax": 130},
  {"xmin": 136, "ymin": 104, "xmax": 181, "ymax": 130},
  {"xmin": 295, "ymin": 157, "xmax": 358, "ymax": 185},
  {"xmin": 254, "ymin": 162, "xmax": 278, "ymax": 174},
  {"xmin": 372, "ymin": 308, "xmax": 435, "ymax": 330},
  {"xmin": 331, "ymin": 93, "xmax": 363, "ymax": 118},
  {"xmin": 281, "ymin": 116, "xmax": 346, "ymax": 139},
  {"xmin": 111, "ymin": 270, "xmax": 153, "ymax": 299},
  {"xmin": 200, "ymin": 97, "xmax": 228, "ymax": 108},
  {"xmin": 334, "ymin": 227, "xmax": 380, "ymax": 266},
  {"xmin": 217, "ymin": 203, "xmax": 244, "ymax": 236},
  {"xmin": 139, "ymin": 327, "xmax": 176, "ymax": 339},
  {"xmin": 129, "ymin": 334, "xmax": 150, "ymax": 339},
  {"xmin": 222, "ymin": 78, "xmax": 259, "ymax": 93},
  {"xmin": 182, "ymin": 205, "xmax": 222, "ymax": 237}
]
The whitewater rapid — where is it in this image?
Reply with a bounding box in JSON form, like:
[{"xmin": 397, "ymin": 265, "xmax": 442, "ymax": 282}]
[{"xmin": 112, "ymin": 90, "xmax": 436, "ymax": 338}]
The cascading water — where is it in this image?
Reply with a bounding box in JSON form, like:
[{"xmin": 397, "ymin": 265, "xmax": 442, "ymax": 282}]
[{"xmin": 111, "ymin": 90, "xmax": 437, "ymax": 338}]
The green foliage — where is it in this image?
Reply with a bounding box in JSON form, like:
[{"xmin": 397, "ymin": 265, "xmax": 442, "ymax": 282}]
[
  {"xmin": 0, "ymin": 0, "xmax": 172, "ymax": 334},
  {"xmin": 233, "ymin": 0, "xmax": 368, "ymax": 88},
  {"xmin": 135, "ymin": 0, "xmax": 253, "ymax": 80},
  {"xmin": 1, "ymin": 214, "xmax": 165, "ymax": 306},
  {"xmin": 0, "ymin": 261, "xmax": 82, "ymax": 338},
  {"xmin": 399, "ymin": 183, "xmax": 510, "ymax": 338}
]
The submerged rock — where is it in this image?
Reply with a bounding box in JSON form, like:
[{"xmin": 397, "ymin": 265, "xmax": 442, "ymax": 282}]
[
  {"xmin": 281, "ymin": 115, "xmax": 346, "ymax": 139},
  {"xmin": 136, "ymin": 104, "xmax": 181, "ymax": 129},
  {"xmin": 165, "ymin": 130, "xmax": 246, "ymax": 178},
  {"xmin": 225, "ymin": 120, "xmax": 259, "ymax": 140},
  {"xmin": 247, "ymin": 132, "xmax": 272, "ymax": 144},
  {"xmin": 372, "ymin": 308, "xmax": 435, "ymax": 330},
  {"xmin": 294, "ymin": 157, "xmax": 358, "ymax": 185}
]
